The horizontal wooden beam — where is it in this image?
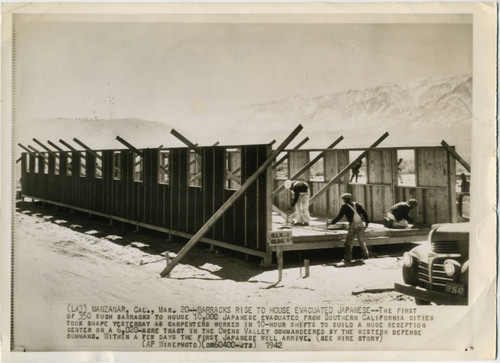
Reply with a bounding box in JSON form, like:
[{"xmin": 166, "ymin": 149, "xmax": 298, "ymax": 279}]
[
  {"xmin": 160, "ymin": 124, "xmax": 303, "ymax": 277},
  {"xmin": 441, "ymin": 140, "xmax": 470, "ymax": 173},
  {"xmin": 309, "ymin": 132, "xmax": 389, "ymax": 205},
  {"xmin": 22, "ymin": 195, "xmax": 267, "ymax": 258}
]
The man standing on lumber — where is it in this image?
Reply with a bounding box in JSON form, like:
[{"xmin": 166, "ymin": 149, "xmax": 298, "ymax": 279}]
[
  {"xmin": 350, "ymin": 160, "xmax": 362, "ymax": 183},
  {"xmin": 284, "ymin": 179, "xmax": 310, "ymax": 226},
  {"xmin": 328, "ymin": 193, "xmax": 370, "ymax": 263},
  {"xmin": 383, "ymin": 199, "xmax": 418, "ymax": 229}
]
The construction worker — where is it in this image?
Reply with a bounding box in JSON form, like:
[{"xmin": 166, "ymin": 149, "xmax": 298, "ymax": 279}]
[
  {"xmin": 383, "ymin": 199, "xmax": 418, "ymax": 229},
  {"xmin": 397, "ymin": 158, "xmax": 404, "ymax": 184},
  {"xmin": 328, "ymin": 193, "xmax": 370, "ymax": 263},
  {"xmin": 350, "ymin": 160, "xmax": 362, "ymax": 183},
  {"xmin": 284, "ymin": 179, "xmax": 310, "ymax": 226},
  {"xmin": 460, "ymin": 173, "xmax": 470, "ymax": 193}
]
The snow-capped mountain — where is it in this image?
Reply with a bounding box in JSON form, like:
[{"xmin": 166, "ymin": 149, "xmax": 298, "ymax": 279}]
[
  {"xmin": 209, "ymin": 75, "xmax": 471, "ymax": 148},
  {"xmin": 16, "ymin": 75, "xmax": 472, "ymax": 159}
]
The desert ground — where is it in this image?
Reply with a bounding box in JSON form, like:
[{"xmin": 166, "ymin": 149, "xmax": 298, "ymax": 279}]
[{"xmin": 11, "ymin": 199, "xmax": 421, "ymax": 350}]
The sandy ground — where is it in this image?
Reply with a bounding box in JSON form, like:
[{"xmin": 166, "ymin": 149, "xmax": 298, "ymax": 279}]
[{"xmin": 11, "ymin": 199, "xmax": 419, "ymax": 350}]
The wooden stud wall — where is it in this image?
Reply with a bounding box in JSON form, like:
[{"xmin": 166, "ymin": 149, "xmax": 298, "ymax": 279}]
[
  {"xmin": 20, "ymin": 144, "xmax": 271, "ymax": 254},
  {"xmin": 273, "ymin": 146, "xmax": 457, "ymax": 224},
  {"xmin": 288, "ymin": 151, "xmax": 310, "ymax": 181}
]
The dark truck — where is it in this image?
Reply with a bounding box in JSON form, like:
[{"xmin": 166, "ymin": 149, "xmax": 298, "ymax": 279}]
[{"xmin": 395, "ymin": 223, "xmax": 470, "ymax": 305}]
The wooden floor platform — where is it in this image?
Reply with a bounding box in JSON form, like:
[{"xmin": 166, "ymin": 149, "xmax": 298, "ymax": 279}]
[{"xmin": 271, "ymin": 213, "xmax": 431, "ymax": 252}]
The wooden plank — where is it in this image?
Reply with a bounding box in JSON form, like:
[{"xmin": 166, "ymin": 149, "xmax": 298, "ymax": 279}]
[
  {"xmin": 203, "ymin": 148, "xmax": 215, "ymax": 238},
  {"xmin": 213, "ymin": 147, "xmax": 226, "ymax": 241},
  {"xmin": 123, "ymin": 151, "xmax": 133, "ymax": 220},
  {"xmin": 441, "ymin": 140, "xmax": 470, "ymax": 172},
  {"xmin": 32, "ymin": 138, "xmax": 57, "ymax": 157},
  {"xmin": 18, "ymin": 143, "xmax": 36, "ymax": 157},
  {"xmin": 272, "ymin": 137, "xmax": 309, "ymax": 169},
  {"xmin": 73, "ymin": 138, "xmax": 102, "ymax": 160},
  {"xmin": 23, "ymin": 195, "xmax": 268, "ymax": 258},
  {"xmin": 102, "ymin": 151, "xmax": 113, "ymax": 215},
  {"xmin": 115, "ymin": 136, "xmax": 143, "ymax": 157},
  {"xmin": 447, "ymin": 147, "xmax": 458, "ymax": 223},
  {"xmin": 47, "ymin": 140, "xmax": 65, "ymax": 153},
  {"xmin": 288, "ymin": 150, "xmax": 310, "ymax": 181},
  {"xmin": 160, "ymin": 124, "xmax": 303, "ymax": 277},
  {"xmin": 310, "ymin": 132, "xmax": 389, "ymax": 205},
  {"xmin": 245, "ymin": 146, "xmax": 259, "ymax": 250},
  {"xmin": 170, "ymin": 149, "xmax": 180, "ymax": 231},
  {"xmin": 258, "ymin": 145, "xmax": 270, "ymax": 251},
  {"xmin": 178, "ymin": 149, "xmax": 189, "ymax": 232},
  {"xmin": 171, "ymin": 129, "xmax": 202, "ymax": 154}
]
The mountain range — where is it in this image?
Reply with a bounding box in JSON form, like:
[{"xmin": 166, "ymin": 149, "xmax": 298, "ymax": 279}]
[{"xmin": 16, "ymin": 75, "xmax": 472, "ymax": 159}]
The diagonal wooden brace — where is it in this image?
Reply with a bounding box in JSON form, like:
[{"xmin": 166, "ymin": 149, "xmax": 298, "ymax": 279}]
[
  {"xmin": 33, "ymin": 138, "xmax": 57, "ymax": 157},
  {"xmin": 73, "ymin": 138, "xmax": 103, "ymax": 160},
  {"xmin": 171, "ymin": 129, "xmax": 202, "ymax": 154},
  {"xmin": 272, "ymin": 136, "xmax": 309, "ymax": 169},
  {"xmin": 272, "ymin": 135, "xmax": 344, "ymax": 198},
  {"xmin": 309, "ymin": 132, "xmax": 389, "ymax": 205},
  {"xmin": 160, "ymin": 124, "xmax": 303, "ymax": 277},
  {"xmin": 47, "ymin": 140, "xmax": 66, "ymax": 153},
  {"xmin": 115, "ymin": 136, "xmax": 144, "ymax": 157},
  {"xmin": 441, "ymin": 140, "xmax": 470, "ymax": 173}
]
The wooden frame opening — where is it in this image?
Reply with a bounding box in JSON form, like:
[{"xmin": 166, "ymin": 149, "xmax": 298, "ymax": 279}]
[
  {"xmin": 188, "ymin": 149, "xmax": 201, "ymax": 187},
  {"xmin": 225, "ymin": 148, "xmax": 241, "ymax": 190},
  {"xmin": 79, "ymin": 151, "xmax": 86, "ymax": 177},
  {"xmin": 113, "ymin": 151, "xmax": 121, "ymax": 180},
  {"xmin": 158, "ymin": 150, "xmax": 170, "ymax": 185},
  {"xmin": 133, "ymin": 152, "xmax": 143, "ymax": 182},
  {"xmin": 95, "ymin": 151, "xmax": 102, "ymax": 179}
]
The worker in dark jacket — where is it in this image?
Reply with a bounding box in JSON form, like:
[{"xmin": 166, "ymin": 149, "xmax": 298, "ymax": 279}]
[
  {"xmin": 383, "ymin": 199, "xmax": 418, "ymax": 229},
  {"xmin": 350, "ymin": 160, "xmax": 362, "ymax": 183},
  {"xmin": 284, "ymin": 179, "xmax": 310, "ymax": 226},
  {"xmin": 329, "ymin": 193, "xmax": 370, "ymax": 263}
]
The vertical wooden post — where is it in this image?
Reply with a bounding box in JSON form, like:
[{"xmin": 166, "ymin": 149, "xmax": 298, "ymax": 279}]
[
  {"xmin": 326, "ymin": 189, "xmax": 330, "ymax": 229},
  {"xmin": 277, "ymin": 246, "xmax": 283, "ymax": 281},
  {"xmin": 304, "ymin": 259, "xmax": 310, "ymax": 278},
  {"xmin": 160, "ymin": 125, "xmax": 303, "ymax": 277}
]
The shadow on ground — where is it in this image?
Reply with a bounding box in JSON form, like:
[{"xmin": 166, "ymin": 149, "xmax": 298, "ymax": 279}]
[{"xmin": 16, "ymin": 199, "xmax": 418, "ymax": 283}]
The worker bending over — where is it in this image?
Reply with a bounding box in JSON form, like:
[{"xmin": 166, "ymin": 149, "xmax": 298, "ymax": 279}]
[
  {"xmin": 284, "ymin": 180, "xmax": 310, "ymax": 226},
  {"xmin": 383, "ymin": 199, "xmax": 418, "ymax": 229}
]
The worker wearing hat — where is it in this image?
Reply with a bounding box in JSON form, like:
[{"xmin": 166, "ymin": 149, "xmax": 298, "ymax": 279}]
[
  {"xmin": 328, "ymin": 192, "xmax": 370, "ymax": 263},
  {"xmin": 383, "ymin": 199, "xmax": 418, "ymax": 229},
  {"xmin": 284, "ymin": 179, "xmax": 310, "ymax": 226}
]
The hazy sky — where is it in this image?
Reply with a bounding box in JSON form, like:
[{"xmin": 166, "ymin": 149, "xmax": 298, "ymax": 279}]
[{"xmin": 15, "ymin": 15, "xmax": 472, "ymax": 124}]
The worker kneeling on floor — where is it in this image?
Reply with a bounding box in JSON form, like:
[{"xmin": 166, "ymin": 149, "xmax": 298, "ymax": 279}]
[
  {"xmin": 284, "ymin": 179, "xmax": 310, "ymax": 226},
  {"xmin": 383, "ymin": 199, "xmax": 418, "ymax": 229}
]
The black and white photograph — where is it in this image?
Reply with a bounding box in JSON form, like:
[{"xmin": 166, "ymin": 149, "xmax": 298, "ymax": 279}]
[{"xmin": 1, "ymin": 2, "xmax": 497, "ymax": 362}]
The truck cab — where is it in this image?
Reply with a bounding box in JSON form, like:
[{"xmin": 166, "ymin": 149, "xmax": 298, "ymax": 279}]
[{"xmin": 395, "ymin": 223, "xmax": 470, "ymax": 305}]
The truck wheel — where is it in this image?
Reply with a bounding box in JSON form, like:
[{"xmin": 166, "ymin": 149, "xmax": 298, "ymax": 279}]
[{"xmin": 415, "ymin": 298, "xmax": 431, "ymax": 305}]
